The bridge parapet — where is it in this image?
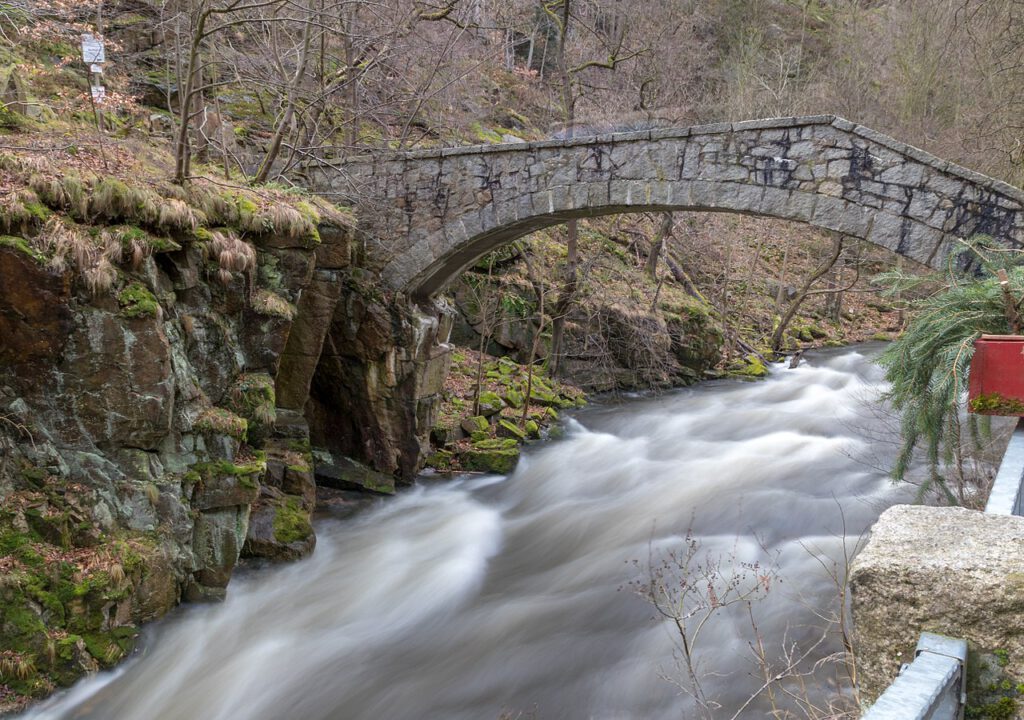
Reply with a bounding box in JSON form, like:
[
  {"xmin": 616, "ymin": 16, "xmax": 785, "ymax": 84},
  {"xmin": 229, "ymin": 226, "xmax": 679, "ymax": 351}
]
[{"xmin": 321, "ymin": 115, "xmax": 1024, "ymax": 298}]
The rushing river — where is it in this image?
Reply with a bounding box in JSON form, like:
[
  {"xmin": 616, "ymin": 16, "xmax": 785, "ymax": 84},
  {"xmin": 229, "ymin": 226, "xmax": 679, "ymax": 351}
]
[{"xmin": 21, "ymin": 345, "xmax": 912, "ymax": 720}]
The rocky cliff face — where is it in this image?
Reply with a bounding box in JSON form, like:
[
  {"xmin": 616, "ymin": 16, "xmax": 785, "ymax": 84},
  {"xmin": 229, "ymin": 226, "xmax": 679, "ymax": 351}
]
[{"xmin": 0, "ymin": 168, "xmax": 388, "ymax": 706}]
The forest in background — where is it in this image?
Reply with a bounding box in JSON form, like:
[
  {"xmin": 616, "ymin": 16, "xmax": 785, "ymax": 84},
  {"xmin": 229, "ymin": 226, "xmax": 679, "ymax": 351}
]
[{"xmin": 4, "ymin": 0, "xmax": 1023, "ymax": 471}]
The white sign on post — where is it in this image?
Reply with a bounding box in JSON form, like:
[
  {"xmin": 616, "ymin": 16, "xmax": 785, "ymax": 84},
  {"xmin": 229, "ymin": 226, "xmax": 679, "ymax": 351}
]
[
  {"xmin": 80, "ymin": 34, "xmax": 105, "ymax": 64},
  {"xmin": 91, "ymin": 85, "xmax": 106, "ymax": 104}
]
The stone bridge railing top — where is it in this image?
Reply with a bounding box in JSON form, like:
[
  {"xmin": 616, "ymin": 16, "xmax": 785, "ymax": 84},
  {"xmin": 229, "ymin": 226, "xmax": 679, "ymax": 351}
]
[
  {"xmin": 330, "ymin": 114, "xmax": 1024, "ymax": 297},
  {"xmin": 382, "ymin": 115, "xmax": 1024, "ymax": 204}
]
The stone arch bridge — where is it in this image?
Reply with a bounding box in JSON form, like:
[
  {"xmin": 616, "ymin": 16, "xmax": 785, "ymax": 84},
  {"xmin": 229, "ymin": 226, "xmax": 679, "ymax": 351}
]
[
  {"xmin": 327, "ymin": 115, "xmax": 1024, "ymax": 299},
  {"xmin": 298, "ymin": 115, "xmax": 1024, "ymax": 480}
]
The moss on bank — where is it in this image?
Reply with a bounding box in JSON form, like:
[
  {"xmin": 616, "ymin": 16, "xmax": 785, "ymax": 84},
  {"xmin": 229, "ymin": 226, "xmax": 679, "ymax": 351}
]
[
  {"xmin": 426, "ymin": 350, "xmax": 585, "ymax": 475},
  {"xmin": 117, "ymin": 282, "xmax": 159, "ymax": 319},
  {"xmin": 272, "ymin": 496, "xmax": 313, "ymax": 544},
  {"xmin": 0, "ymin": 481, "xmax": 168, "ymax": 709}
]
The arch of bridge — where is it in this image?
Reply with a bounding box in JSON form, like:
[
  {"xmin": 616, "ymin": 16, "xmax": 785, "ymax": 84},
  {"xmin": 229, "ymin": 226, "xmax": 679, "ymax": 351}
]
[{"xmin": 336, "ymin": 115, "xmax": 1024, "ymax": 299}]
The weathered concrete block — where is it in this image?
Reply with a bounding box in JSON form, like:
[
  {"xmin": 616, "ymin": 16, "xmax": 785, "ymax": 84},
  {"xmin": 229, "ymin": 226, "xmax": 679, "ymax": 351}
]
[{"xmin": 851, "ymin": 505, "xmax": 1024, "ymax": 705}]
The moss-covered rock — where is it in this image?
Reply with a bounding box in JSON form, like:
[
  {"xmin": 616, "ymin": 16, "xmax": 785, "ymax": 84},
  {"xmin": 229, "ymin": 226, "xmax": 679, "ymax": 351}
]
[
  {"xmin": 0, "ymin": 504, "xmax": 167, "ymax": 703},
  {"xmin": 313, "ymin": 452, "xmax": 396, "ymax": 495},
  {"xmin": 729, "ymin": 354, "xmax": 769, "ymax": 378},
  {"xmin": 117, "ymin": 281, "xmax": 160, "ymax": 319},
  {"xmin": 476, "ymin": 390, "xmax": 505, "ymax": 416},
  {"xmin": 502, "ymin": 386, "xmax": 525, "ymax": 409},
  {"xmin": 242, "ymin": 493, "xmax": 315, "ymax": 563},
  {"xmin": 430, "ymin": 422, "xmax": 459, "ymax": 446},
  {"xmin": 189, "ymin": 455, "xmax": 265, "ymax": 511},
  {"xmin": 496, "ymin": 418, "xmax": 527, "ymax": 440},
  {"xmin": 272, "ymin": 495, "xmax": 313, "ymax": 544},
  {"xmin": 460, "ymin": 415, "xmax": 490, "ymax": 434},
  {"xmin": 425, "ymin": 449, "xmax": 454, "ymax": 472},
  {"xmin": 461, "ymin": 443, "xmax": 520, "ymax": 474}
]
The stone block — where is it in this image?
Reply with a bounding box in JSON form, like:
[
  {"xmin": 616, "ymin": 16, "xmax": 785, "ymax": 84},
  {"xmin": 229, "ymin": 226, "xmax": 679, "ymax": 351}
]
[
  {"xmin": 879, "ymin": 163, "xmax": 927, "ymax": 188},
  {"xmin": 810, "ymin": 195, "xmax": 847, "ymax": 231},
  {"xmin": 701, "ymin": 162, "xmax": 749, "ymax": 182},
  {"xmin": 851, "ymin": 505, "xmax": 1024, "ymax": 705},
  {"xmin": 191, "ymin": 504, "xmax": 251, "ymax": 589},
  {"xmin": 731, "ymin": 184, "xmax": 765, "ymax": 213},
  {"xmin": 275, "ymin": 278, "xmax": 343, "ymax": 410},
  {"xmin": 191, "ymin": 462, "xmax": 262, "ymax": 511},
  {"xmin": 785, "ymin": 140, "xmax": 819, "ymax": 159},
  {"xmin": 242, "ymin": 494, "xmax": 315, "ymax": 563}
]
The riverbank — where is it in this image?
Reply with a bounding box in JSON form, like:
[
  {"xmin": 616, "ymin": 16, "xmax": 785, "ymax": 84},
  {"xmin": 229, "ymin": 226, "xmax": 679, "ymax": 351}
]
[{"xmin": 11, "ymin": 345, "xmax": 912, "ymax": 720}]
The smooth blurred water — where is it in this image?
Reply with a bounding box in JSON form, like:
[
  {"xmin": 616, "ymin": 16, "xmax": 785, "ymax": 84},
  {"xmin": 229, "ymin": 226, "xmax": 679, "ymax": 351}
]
[{"xmin": 20, "ymin": 345, "xmax": 911, "ymax": 720}]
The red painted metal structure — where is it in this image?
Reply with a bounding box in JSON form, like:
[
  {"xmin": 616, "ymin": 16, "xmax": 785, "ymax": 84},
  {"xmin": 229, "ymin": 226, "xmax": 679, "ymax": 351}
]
[{"xmin": 968, "ymin": 335, "xmax": 1024, "ymax": 415}]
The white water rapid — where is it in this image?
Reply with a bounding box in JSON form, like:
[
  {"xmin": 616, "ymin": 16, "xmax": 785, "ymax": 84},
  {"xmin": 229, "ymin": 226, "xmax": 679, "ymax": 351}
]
[{"xmin": 20, "ymin": 344, "xmax": 912, "ymax": 720}]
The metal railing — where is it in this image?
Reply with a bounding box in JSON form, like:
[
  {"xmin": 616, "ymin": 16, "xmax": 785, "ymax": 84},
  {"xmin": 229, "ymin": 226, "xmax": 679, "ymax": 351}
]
[
  {"xmin": 984, "ymin": 417, "xmax": 1024, "ymax": 515},
  {"xmin": 861, "ymin": 633, "xmax": 967, "ymax": 720},
  {"xmin": 862, "ymin": 417, "xmax": 1024, "ymax": 718}
]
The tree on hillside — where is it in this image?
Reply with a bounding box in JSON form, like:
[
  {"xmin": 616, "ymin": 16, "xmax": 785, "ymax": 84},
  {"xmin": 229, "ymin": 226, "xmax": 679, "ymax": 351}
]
[
  {"xmin": 768, "ymin": 233, "xmax": 862, "ymax": 353},
  {"xmin": 163, "ymin": 0, "xmax": 489, "ymax": 184},
  {"xmin": 539, "ymin": 0, "xmax": 642, "ymax": 376}
]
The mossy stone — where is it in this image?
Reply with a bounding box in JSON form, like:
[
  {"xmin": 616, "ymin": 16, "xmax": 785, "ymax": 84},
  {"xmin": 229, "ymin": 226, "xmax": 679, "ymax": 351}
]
[
  {"xmin": 496, "ymin": 419, "xmax": 527, "ymax": 441},
  {"xmin": 730, "ymin": 354, "xmax": 768, "ymax": 378},
  {"xmin": 425, "ymin": 449, "xmax": 453, "ymax": 471},
  {"xmin": 117, "ymin": 282, "xmax": 160, "ymax": 319},
  {"xmin": 461, "ymin": 446, "xmax": 520, "ymax": 474},
  {"xmin": 502, "ymin": 388, "xmax": 525, "ymax": 409},
  {"xmin": 272, "ymin": 496, "xmax": 313, "ymax": 544},
  {"xmin": 472, "ymin": 437, "xmax": 518, "ymax": 451},
  {"xmin": 460, "ymin": 415, "xmax": 490, "ymax": 434},
  {"xmin": 477, "ymin": 391, "xmax": 505, "ymax": 416}
]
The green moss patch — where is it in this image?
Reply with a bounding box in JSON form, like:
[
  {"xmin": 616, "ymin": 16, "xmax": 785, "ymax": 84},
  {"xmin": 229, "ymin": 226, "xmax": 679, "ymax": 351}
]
[
  {"xmin": 0, "ymin": 496, "xmax": 156, "ymax": 703},
  {"xmin": 193, "ymin": 407, "xmax": 248, "ymax": 441},
  {"xmin": 0, "ymin": 234, "xmax": 44, "ymax": 263},
  {"xmin": 117, "ymin": 282, "xmax": 159, "ymax": 319},
  {"xmin": 729, "ymin": 354, "xmax": 769, "ymax": 378},
  {"xmin": 969, "ymin": 393, "xmax": 1024, "ymax": 416},
  {"xmin": 966, "ymin": 648, "xmax": 1024, "ymax": 720},
  {"xmin": 461, "ymin": 444, "xmax": 520, "ymax": 474},
  {"xmin": 272, "ymin": 496, "xmax": 313, "ymax": 544}
]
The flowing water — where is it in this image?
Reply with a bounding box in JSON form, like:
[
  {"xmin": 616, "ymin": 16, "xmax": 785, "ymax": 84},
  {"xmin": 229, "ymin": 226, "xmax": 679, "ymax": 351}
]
[{"xmin": 21, "ymin": 345, "xmax": 912, "ymax": 720}]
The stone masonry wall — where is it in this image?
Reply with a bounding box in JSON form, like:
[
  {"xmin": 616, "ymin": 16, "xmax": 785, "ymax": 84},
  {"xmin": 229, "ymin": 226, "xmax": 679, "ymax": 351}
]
[{"xmin": 322, "ymin": 115, "xmax": 1024, "ymax": 297}]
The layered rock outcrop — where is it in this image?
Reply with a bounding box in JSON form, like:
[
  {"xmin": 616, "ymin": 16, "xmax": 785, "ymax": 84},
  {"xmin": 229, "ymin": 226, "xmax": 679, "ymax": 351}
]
[{"xmin": 0, "ymin": 171, "xmax": 358, "ymax": 704}]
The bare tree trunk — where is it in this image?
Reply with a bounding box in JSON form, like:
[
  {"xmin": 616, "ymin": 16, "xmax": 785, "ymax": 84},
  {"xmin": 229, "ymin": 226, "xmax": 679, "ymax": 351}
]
[
  {"xmin": 344, "ymin": 6, "xmax": 358, "ymax": 148},
  {"xmin": 644, "ymin": 212, "xmax": 673, "ymax": 279},
  {"xmin": 472, "ymin": 258, "xmax": 497, "ymax": 416},
  {"xmin": 549, "ymin": 0, "xmax": 575, "ymax": 377},
  {"xmin": 174, "ymin": 6, "xmax": 208, "ymax": 184},
  {"xmin": 520, "ymin": 251, "xmax": 547, "ymax": 429},
  {"xmin": 773, "ymin": 244, "xmax": 791, "ymax": 317},
  {"xmin": 771, "ymin": 235, "xmax": 845, "ymax": 352},
  {"xmin": 824, "ymin": 243, "xmax": 847, "ymax": 322},
  {"xmin": 253, "ymin": 0, "xmax": 315, "ymax": 183}
]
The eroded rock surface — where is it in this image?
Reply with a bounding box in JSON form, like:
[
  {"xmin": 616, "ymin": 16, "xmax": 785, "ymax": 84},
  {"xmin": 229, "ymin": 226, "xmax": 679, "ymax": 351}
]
[
  {"xmin": 851, "ymin": 504, "xmax": 1024, "ymax": 705},
  {"xmin": 0, "ymin": 196, "xmax": 358, "ymax": 703}
]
